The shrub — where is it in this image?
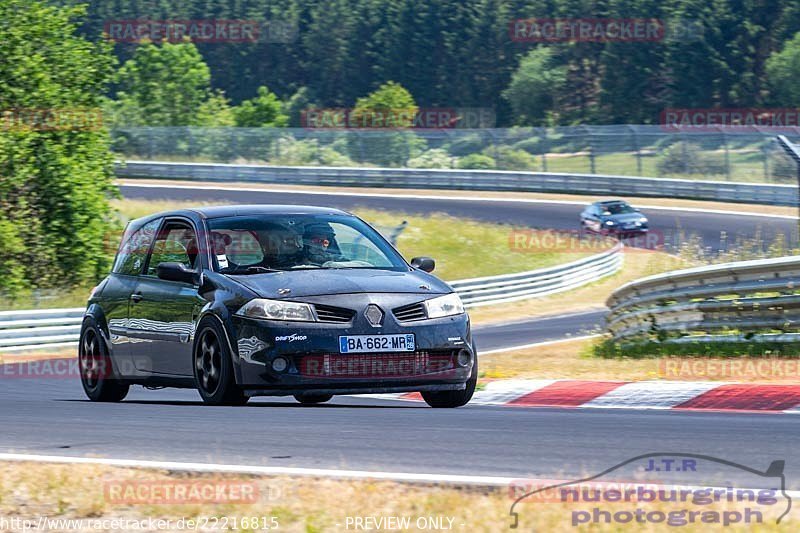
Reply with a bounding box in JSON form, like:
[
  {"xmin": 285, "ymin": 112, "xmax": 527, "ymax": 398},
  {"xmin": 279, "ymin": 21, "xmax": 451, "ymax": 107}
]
[
  {"xmin": 488, "ymin": 146, "xmax": 538, "ymax": 170},
  {"xmin": 457, "ymin": 154, "xmax": 496, "ymax": 169},
  {"xmin": 270, "ymin": 136, "xmax": 356, "ymax": 166},
  {"xmin": 407, "ymin": 149, "xmax": 455, "ymax": 169},
  {"xmin": 656, "ymin": 141, "xmax": 727, "ymax": 176}
]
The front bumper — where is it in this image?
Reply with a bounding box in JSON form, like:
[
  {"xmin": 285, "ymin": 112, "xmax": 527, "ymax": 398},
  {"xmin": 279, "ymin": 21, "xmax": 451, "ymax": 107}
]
[
  {"xmin": 606, "ymin": 224, "xmax": 648, "ymax": 235},
  {"xmin": 230, "ymin": 294, "xmax": 474, "ymax": 396}
]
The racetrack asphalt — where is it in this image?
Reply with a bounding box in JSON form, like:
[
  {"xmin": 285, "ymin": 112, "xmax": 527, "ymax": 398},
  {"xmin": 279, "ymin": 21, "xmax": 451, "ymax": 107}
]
[
  {"xmin": 0, "ymin": 184, "xmax": 796, "ymax": 488},
  {"xmin": 1, "ymin": 373, "xmax": 799, "ymax": 488}
]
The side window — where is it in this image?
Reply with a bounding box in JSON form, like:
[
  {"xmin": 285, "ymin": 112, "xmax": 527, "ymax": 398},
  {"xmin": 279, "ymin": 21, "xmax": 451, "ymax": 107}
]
[
  {"xmin": 146, "ymin": 222, "xmax": 200, "ymax": 276},
  {"xmin": 112, "ymin": 219, "xmax": 160, "ymax": 276},
  {"xmin": 211, "ymin": 229, "xmax": 264, "ymax": 268}
]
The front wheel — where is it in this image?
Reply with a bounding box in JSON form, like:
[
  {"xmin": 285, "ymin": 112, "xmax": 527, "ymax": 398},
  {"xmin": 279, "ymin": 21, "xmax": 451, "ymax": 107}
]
[
  {"xmin": 79, "ymin": 319, "xmax": 129, "ymax": 402},
  {"xmin": 294, "ymin": 394, "xmax": 333, "ymax": 405},
  {"xmin": 421, "ymin": 352, "xmax": 477, "ymax": 408},
  {"xmin": 194, "ymin": 319, "xmax": 249, "ymax": 406}
]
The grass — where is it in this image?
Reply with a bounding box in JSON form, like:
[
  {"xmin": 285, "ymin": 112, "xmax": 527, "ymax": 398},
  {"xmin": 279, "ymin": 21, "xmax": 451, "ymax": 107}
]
[
  {"xmin": 0, "ymin": 462, "xmax": 795, "ymax": 532},
  {"xmin": 481, "ymin": 336, "xmax": 668, "ymax": 382},
  {"xmin": 480, "ymin": 336, "xmax": 800, "ymax": 383}
]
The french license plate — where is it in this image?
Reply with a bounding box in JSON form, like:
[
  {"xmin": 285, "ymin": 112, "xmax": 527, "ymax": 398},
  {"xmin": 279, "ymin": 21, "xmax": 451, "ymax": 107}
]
[{"xmin": 339, "ymin": 334, "xmax": 416, "ymax": 353}]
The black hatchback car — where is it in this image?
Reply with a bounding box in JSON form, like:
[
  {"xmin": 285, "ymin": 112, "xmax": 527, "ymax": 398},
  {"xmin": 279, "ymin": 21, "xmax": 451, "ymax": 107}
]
[{"xmin": 79, "ymin": 205, "xmax": 476, "ymax": 408}]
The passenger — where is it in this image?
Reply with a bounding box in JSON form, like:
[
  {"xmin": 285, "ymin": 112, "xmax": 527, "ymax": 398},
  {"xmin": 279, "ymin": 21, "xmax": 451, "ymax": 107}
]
[{"xmin": 262, "ymin": 228, "xmax": 303, "ymax": 269}]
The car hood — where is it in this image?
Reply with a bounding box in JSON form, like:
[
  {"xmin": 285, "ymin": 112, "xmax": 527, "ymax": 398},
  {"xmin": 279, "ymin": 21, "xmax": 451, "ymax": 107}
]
[{"xmin": 228, "ymin": 268, "xmax": 452, "ymax": 298}]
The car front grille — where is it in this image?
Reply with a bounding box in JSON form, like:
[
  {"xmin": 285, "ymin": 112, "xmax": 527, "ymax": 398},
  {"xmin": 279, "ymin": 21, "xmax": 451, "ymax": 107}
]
[
  {"xmin": 314, "ymin": 304, "xmax": 356, "ymax": 323},
  {"xmin": 298, "ymin": 351, "xmax": 455, "ymax": 378},
  {"xmin": 392, "ymin": 302, "xmax": 427, "ymax": 322}
]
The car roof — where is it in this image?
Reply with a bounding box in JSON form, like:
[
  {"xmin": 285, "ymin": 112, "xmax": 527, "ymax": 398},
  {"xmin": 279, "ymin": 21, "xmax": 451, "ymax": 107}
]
[
  {"xmin": 594, "ymin": 200, "xmax": 630, "ymax": 206},
  {"xmin": 188, "ymin": 204, "xmax": 350, "ymax": 219},
  {"xmin": 131, "ymin": 204, "xmax": 352, "ymax": 226}
]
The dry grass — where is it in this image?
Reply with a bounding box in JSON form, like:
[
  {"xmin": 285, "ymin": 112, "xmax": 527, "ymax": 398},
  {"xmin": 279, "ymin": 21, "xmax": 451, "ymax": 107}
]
[
  {"xmin": 0, "ymin": 462, "xmax": 794, "ymax": 532},
  {"xmin": 480, "ymin": 337, "xmax": 663, "ymax": 381},
  {"xmin": 480, "ymin": 337, "xmax": 800, "ymax": 383},
  {"xmin": 119, "ymin": 178, "xmax": 797, "ymax": 218}
]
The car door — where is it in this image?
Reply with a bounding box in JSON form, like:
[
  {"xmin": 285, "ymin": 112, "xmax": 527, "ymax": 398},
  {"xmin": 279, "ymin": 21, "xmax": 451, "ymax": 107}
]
[
  {"xmin": 128, "ymin": 218, "xmax": 207, "ymax": 377},
  {"xmin": 104, "ymin": 217, "xmax": 161, "ymax": 376},
  {"xmin": 583, "ymin": 205, "xmax": 599, "ymax": 232}
]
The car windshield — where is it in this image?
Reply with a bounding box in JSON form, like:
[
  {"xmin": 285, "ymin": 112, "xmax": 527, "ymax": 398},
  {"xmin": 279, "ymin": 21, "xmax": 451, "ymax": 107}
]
[
  {"xmin": 206, "ymin": 214, "xmax": 408, "ymax": 273},
  {"xmin": 602, "ymin": 202, "xmax": 635, "ymax": 215}
]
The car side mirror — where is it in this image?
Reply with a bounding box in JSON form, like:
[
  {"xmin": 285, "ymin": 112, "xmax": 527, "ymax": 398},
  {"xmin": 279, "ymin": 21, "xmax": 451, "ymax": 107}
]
[
  {"xmin": 410, "ymin": 257, "xmax": 435, "ymax": 273},
  {"xmin": 157, "ymin": 262, "xmax": 200, "ymax": 285}
]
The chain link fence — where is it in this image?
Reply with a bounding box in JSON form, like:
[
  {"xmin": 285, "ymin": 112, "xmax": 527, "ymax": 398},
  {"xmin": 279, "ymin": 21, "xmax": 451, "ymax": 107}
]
[{"xmin": 111, "ymin": 126, "xmax": 800, "ymax": 184}]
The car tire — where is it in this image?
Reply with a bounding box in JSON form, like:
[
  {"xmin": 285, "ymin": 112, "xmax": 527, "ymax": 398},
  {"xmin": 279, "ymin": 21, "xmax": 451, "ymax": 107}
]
[
  {"xmin": 79, "ymin": 318, "xmax": 130, "ymax": 402},
  {"xmin": 421, "ymin": 347, "xmax": 478, "ymax": 408},
  {"xmin": 193, "ymin": 318, "xmax": 249, "ymax": 406},
  {"xmin": 293, "ymin": 394, "xmax": 333, "ymax": 405}
]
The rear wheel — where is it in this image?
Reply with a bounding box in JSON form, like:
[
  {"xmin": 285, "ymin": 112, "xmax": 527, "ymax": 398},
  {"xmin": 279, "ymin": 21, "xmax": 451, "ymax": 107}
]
[
  {"xmin": 194, "ymin": 320, "xmax": 249, "ymax": 406},
  {"xmin": 79, "ymin": 320, "xmax": 129, "ymax": 402},
  {"xmin": 294, "ymin": 394, "xmax": 333, "ymax": 405},
  {"xmin": 421, "ymin": 350, "xmax": 477, "ymax": 408}
]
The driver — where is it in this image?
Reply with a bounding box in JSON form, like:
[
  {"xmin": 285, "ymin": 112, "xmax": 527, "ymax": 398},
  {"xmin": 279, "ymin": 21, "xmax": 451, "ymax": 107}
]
[{"xmin": 302, "ymin": 222, "xmax": 345, "ymax": 265}]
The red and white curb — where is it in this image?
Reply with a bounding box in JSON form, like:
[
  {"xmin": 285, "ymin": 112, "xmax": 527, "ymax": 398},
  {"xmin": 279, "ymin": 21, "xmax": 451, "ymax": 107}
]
[{"xmin": 375, "ymin": 379, "xmax": 800, "ymax": 413}]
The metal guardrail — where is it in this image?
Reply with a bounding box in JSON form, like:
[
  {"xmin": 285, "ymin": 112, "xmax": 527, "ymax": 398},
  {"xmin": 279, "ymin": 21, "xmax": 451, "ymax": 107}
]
[
  {"xmin": 454, "ymin": 243, "xmax": 623, "ymax": 307},
  {"xmin": 0, "ymin": 309, "xmax": 85, "ymax": 352},
  {"xmin": 0, "ymin": 244, "xmax": 623, "ymax": 352},
  {"xmin": 117, "ymin": 160, "xmax": 799, "ymax": 206},
  {"xmin": 605, "ymin": 255, "xmax": 800, "ymax": 345}
]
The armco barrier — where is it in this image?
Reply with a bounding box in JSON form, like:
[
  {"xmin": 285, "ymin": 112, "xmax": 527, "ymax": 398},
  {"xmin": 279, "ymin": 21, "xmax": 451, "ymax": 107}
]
[
  {"xmin": 0, "ymin": 244, "xmax": 623, "ymax": 352},
  {"xmin": 606, "ymin": 255, "xmax": 800, "ymax": 345},
  {"xmin": 117, "ymin": 160, "xmax": 799, "ymax": 206}
]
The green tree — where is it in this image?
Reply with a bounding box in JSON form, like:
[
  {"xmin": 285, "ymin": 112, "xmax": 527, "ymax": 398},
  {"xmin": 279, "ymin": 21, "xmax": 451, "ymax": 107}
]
[
  {"xmin": 109, "ymin": 41, "xmax": 216, "ymax": 126},
  {"xmin": 233, "ymin": 86, "xmax": 288, "ymax": 127},
  {"xmin": 0, "ymin": 0, "xmax": 117, "ymax": 295},
  {"xmin": 766, "ymin": 32, "xmax": 800, "ymax": 105},
  {"xmin": 502, "ymin": 48, "xmax": 566, "ymax": 125},
  {"xmin": 349, "ymin": 81, "xmax": 424, "ymax": 167}
]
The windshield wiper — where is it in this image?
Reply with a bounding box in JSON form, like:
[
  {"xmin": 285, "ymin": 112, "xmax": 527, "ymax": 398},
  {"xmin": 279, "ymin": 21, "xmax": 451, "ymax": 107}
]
[{"xmin": 224, "ymin": 266, "xmax": 281, "ymax": 275}]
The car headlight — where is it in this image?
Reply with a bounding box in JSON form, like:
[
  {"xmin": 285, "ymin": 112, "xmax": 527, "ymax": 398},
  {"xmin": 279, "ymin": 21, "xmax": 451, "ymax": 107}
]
[
  {"xmin": 237, "ymin": 299, "xmax": 315, "ymax": 322},
  {"xmin": 424, "ymin": 293, "xmax": 465, "ymax": 319},
  {"xmin": 605, "ymin": 220, "xmax": 615, "ymax": 225}
]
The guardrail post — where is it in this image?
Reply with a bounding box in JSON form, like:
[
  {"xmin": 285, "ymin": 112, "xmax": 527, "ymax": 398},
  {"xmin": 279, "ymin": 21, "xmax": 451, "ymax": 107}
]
[
  {"xmin": 722, "ymin": 131, "xmax": 730, "ymax": 181},
  {"xmin": 630, "ymin": 126, "xmax": 642, "ymax": 175}
]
